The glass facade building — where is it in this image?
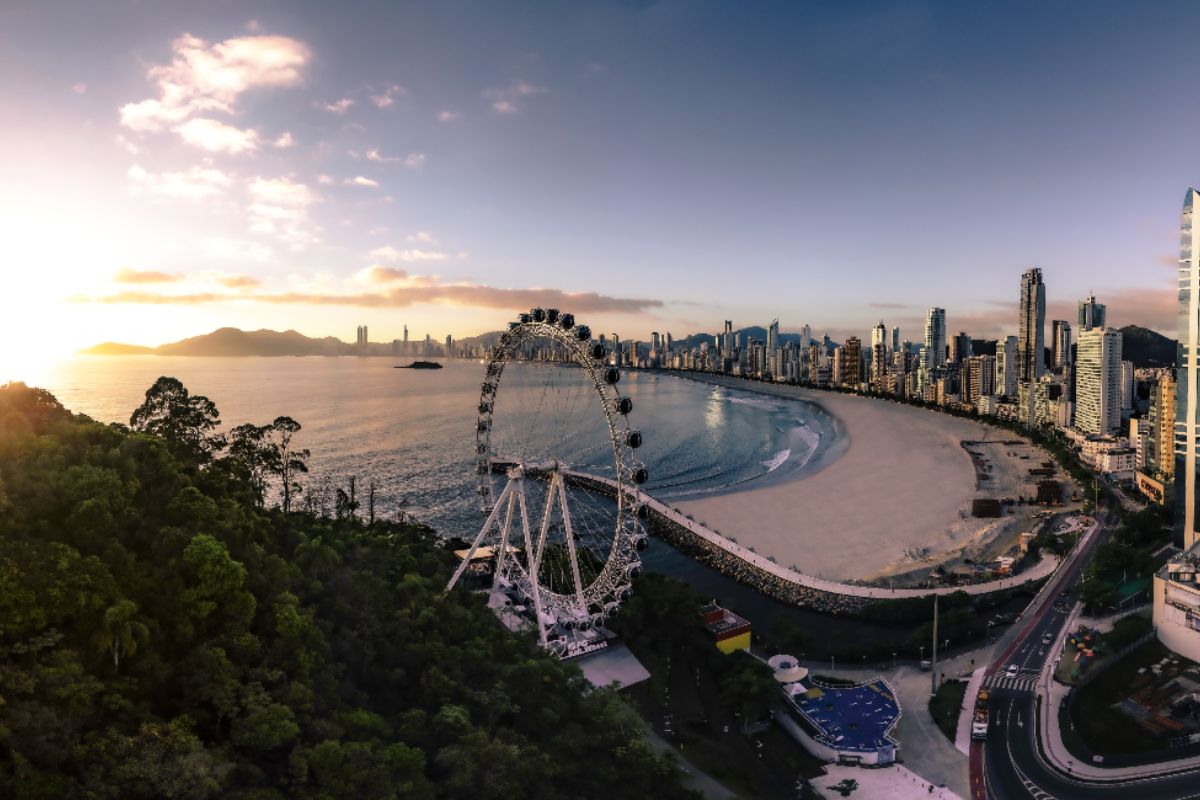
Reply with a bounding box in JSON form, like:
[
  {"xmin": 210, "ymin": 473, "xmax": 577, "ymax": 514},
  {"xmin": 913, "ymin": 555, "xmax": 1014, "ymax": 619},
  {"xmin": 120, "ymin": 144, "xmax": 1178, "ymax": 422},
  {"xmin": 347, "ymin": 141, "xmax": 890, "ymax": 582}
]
[{"xmin": 1176, "ymin": 188, "xmax": 1200, "ymax": 549}]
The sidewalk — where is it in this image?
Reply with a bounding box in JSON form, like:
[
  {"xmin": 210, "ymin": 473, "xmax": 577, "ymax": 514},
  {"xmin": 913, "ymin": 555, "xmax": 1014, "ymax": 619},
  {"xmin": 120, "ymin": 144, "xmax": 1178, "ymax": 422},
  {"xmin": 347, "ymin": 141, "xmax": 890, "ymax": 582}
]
[
  {"xmin": 1036, "ymin": 603, "xmax": 1200, "ymax": 781},
  {"xmin": 815, "ymin": 763, "xmax": 960, "ymax": 800},
  {"xmin": 954, "ymin": 667, "xmax": 986, "ymax": 756}
]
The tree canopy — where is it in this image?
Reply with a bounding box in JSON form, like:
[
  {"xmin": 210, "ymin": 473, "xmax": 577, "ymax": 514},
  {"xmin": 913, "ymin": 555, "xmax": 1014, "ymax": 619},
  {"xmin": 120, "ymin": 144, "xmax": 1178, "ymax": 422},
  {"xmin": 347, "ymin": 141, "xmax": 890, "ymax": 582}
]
[{"xmin": 0, "ymin": 380, "xmax": 697, "ymax": 800}]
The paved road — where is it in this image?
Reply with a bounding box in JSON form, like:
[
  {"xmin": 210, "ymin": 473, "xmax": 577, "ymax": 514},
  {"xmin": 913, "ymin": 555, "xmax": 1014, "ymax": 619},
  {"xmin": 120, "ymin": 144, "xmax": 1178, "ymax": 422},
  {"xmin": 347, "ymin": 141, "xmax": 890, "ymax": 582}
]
[{"xmin": 974, "ymin": 506, "xmax": 1200, "ymax": 799}]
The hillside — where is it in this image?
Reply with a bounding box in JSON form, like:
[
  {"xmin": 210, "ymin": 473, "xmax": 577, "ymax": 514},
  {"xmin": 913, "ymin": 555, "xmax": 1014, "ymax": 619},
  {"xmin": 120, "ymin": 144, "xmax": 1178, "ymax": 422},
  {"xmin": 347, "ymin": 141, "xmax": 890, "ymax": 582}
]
[
  {"xmin": 84, "ymin": 327, "xmax": 355, "ymax": 357},
  {"xmin": 1119, "ymin": 324, "xmax": 1176, "ymax": 367},
  {"xmin": 0, "ymin": 380, "xmax": 698, "ymax": 799}
]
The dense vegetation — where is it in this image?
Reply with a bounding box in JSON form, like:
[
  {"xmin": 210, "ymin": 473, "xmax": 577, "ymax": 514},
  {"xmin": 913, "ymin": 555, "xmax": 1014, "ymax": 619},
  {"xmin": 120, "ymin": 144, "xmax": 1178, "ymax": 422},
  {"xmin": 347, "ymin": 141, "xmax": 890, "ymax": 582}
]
[
  {"xmin": 1078, "ymin": 504, "xmax": 1173, "ymax": 613},
  {"xmin": 0, "ymin": 380, "xmax": 698, "ymax": 799}
]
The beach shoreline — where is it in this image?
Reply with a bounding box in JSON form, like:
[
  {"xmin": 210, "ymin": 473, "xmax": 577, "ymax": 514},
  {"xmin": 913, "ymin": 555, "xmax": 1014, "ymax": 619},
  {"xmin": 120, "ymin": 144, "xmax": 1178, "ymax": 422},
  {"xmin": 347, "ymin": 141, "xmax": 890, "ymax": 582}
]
[{"xmin": 652, "ymin": 372, "xmax": 1067, "ymax": 584}]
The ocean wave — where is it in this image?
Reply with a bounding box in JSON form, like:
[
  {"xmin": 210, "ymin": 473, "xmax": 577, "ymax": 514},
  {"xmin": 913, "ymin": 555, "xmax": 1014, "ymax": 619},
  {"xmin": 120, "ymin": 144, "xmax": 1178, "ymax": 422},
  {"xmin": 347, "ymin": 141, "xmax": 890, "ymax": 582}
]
[{"xmin": 761, "ymin": 448, "xmax": 791, "ymax": 472}]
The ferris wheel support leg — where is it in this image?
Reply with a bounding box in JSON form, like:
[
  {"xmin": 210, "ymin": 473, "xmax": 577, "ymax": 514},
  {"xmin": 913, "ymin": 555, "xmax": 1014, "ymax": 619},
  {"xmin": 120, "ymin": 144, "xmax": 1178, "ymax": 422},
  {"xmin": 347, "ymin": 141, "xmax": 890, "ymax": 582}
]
[
  {"xmin": 445, "ymin": 479, "xmax": 512, "ymax": 593},
  {"xmin": 491, "ymin": 487, "xmax": 518, "ymax": 590},
  {"xmin": 516, "ymin": 484, "xmax": 548, "ymax": 647},
  {"xmin": 555, "ymin": 472, "xmax": 587, "ymax": 615}
]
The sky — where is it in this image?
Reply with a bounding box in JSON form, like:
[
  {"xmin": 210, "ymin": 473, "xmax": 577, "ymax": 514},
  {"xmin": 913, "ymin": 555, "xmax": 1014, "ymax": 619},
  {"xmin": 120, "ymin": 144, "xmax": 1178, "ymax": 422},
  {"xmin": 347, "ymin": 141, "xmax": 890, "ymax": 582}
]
[{"xmin": 1, "ymin": 0, "xmax": 1196, "ymax": 381}]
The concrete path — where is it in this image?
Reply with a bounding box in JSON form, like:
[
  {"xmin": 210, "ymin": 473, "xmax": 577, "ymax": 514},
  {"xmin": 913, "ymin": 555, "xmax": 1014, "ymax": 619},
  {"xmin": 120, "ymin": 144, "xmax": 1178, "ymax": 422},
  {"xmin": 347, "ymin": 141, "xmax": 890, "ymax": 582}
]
[
  {"xmin": 954, "ymin": 667, "xmax": 986, "ymax": 756},
  {"xmin": 816, "ymin": 764, "xmax": 961, "ymax": 799}
]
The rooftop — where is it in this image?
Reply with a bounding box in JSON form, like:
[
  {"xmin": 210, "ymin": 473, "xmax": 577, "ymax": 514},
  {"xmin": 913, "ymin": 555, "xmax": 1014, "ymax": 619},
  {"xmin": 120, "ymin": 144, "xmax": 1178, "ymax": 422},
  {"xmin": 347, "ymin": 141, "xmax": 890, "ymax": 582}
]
[{"xmin": 786, "ymin": 678, "xmax": 901, "ymax": 753}]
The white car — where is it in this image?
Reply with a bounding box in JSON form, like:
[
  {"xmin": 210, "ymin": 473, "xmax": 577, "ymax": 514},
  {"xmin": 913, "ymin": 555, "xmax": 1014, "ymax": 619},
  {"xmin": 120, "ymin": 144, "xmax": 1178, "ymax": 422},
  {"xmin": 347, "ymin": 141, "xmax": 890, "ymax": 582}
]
[{"xmin": 1006, "ymin": 664, "xmax": 1020, "ymax": 678}]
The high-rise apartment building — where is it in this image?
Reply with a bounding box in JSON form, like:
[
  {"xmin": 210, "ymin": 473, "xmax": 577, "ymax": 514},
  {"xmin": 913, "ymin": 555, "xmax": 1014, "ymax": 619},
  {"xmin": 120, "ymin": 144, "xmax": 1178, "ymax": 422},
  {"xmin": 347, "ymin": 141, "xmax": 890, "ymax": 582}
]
[
  {"xmin": 924, "ymin": 307, "xmax": 946, "ymax": 369},
  {"xmin": 891, "ymin": 327, "xmax": 900, "ymax": 355},
  {"xmin": 1177, "ymin": 188, "xmax": 1200, "ymax": 549},
  {"xmin": 1150, "ymin": 373, "xmax": 1177, "ymax": 479},
  {"xmin": 996, "ymin": 336, "xmax": 1018, "ymax": 397},
  {"xmin": 1051, "ymin": 320, "xmax": 1072, "ymax": 370},
  {"xmin": 1075, "ymin": 327, "xmax": 1123, "ymax": 436},
  {"xmin": 842, "ymin": 337, "xmax": 862, "ymax": 387},
  {"xmin": 1018, "ymin": 268, "xmax": 1046, "ymax": 384},
  {"xmin": 767, "ymin": 319, "xmax": 779, "ymax": 359},
  {"xmin": 1078, "ymin": 293, "xmax": 1107, "ymax": 332},
  {"xmin": 1120, "ymin": 361, "xmax": 1135, "ymax": 411},
  {"xmin": 949, "ymin": 331, "xmax": 972, "ymax": 365},
  {"xmin": 966, "ymin": 355, "xmax": 996, "ymax": 403}
]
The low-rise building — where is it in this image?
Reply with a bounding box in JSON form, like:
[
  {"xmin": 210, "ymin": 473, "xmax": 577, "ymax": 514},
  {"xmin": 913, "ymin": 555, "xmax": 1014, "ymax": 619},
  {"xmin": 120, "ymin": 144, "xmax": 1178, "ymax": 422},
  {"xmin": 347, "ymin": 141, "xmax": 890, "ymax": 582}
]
[{"xmin": 1154, "ymin": 547, "xmax": 1200, "ymax": 662}]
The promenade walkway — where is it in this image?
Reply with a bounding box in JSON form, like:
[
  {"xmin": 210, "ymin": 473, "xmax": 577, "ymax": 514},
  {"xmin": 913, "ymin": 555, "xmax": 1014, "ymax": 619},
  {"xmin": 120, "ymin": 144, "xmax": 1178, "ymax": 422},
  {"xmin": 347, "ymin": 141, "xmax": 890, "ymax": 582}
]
[{"xmin": 568, "ymin": 468, "xmax": 1062, "ymax": 601}]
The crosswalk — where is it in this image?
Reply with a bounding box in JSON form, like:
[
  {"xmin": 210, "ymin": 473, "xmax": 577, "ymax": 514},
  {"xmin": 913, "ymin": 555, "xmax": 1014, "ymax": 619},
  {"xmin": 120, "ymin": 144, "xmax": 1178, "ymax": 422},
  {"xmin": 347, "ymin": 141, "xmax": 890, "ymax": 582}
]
[{"xmin": 983, "ymin": 671, "xmax": 1039, "ymax": 692}]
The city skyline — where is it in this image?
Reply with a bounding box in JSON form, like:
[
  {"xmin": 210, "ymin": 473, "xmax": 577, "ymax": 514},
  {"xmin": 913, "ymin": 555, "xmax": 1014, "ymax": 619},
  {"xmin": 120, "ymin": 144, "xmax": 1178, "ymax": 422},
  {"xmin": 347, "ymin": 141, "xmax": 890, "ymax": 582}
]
[{"xmin": 1, "ymin": 1, "xmax": 1195, "ymax": 382}]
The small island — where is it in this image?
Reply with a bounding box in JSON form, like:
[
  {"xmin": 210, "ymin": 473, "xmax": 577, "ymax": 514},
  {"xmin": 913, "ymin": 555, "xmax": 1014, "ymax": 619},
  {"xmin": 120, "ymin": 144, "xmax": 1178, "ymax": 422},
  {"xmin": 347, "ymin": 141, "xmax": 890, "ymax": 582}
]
[{"xmin": 395, "ymin": 361, "xmax": 444, "ymax": 369}]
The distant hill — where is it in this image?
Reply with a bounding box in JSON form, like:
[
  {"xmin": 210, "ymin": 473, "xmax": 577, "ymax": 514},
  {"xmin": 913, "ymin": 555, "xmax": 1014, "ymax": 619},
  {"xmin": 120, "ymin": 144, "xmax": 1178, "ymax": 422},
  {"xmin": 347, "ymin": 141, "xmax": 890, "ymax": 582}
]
[
  {"xmin": 84, "ymin": 327, "xmax": 354, "ymax": 357},
  {"xmin": 81, "ymin": 342, "xmax": 154, "ymax": 355},
  {"xmin": 1120, "ymin": 324, "xmax": 1176, "ymax": 368}
]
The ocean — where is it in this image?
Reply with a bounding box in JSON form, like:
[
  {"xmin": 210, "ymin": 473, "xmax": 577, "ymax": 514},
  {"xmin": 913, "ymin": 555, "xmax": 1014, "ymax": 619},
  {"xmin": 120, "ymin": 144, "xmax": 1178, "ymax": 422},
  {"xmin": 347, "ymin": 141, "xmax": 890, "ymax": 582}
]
[{"xmin": 38, "ymin": 356, "xmax": 836, "ymax": 537}]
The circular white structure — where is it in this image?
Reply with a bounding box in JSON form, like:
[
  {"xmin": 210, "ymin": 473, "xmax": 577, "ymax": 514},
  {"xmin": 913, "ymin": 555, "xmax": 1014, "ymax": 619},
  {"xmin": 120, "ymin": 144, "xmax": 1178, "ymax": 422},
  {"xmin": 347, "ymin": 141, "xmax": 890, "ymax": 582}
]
[{"xmin": 447, "ymin": 308, "xmax": 648, "ymax": 646}]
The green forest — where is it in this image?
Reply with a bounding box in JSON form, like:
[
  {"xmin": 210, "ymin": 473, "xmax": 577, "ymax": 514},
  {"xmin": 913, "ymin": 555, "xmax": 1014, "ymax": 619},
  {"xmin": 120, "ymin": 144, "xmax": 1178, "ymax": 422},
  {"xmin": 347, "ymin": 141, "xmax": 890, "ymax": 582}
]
[{"xmin": 0, "ymin": 379, "xmax": 700, "ymax": 799}]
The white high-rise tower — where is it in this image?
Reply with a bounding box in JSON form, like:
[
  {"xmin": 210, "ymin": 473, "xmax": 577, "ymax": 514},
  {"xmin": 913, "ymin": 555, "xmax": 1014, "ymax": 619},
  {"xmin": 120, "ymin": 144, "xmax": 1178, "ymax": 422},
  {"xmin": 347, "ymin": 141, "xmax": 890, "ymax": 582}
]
[{"xmin": 1176, "ymin": 188, "xmax": 1200, "ymax": 549}]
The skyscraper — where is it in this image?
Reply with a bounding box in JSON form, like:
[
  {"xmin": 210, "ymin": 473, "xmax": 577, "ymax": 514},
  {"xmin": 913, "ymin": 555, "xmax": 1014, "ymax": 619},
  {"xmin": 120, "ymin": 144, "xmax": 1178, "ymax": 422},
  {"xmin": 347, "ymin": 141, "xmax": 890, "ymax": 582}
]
[
  {"xmin": 996, "ymin": 336, "xmax": 1018, "ymax": 397},
  {"xmin": 1018, "ymin": 268, "xmax": 1046, "ymax": 384},
  {"xmin": 1120, "ymin": 361, "xmax": 1135, "ymax": 411},
  {"xmin": 871, "ymin": 321, "xmax": 888, "ymax": 389},
  {"xmin": 767, "ymin": 319, "xmax": 779, "ymax": 359},
  {"xmin": 842, "ymin": 337, "xmax": 862, "ymax": 387},
  {"xmin": 1177, "ymin": 188, "xmax": 1200, "ymax": 549},
  {"xmin": 890, "ymin": 326, "xmax": 900, "ymax": 355},
  {"xmin": 1151, "ymin": 373, "xmax": 1177, "ymax": 479},
  {"xmin": 1076, "ymin": 327, "xmax": 1122, "ymax": 436},
  {"xmin": 924, "ymin": 307, "xmax": 946, "ymax": 369},
  {"xmin": 1078, "ymin": 293, "xmax": 1107, "ymax": 332},
  {"xmin": 949, "ymin": 331, "xmax": 972, "ymax": 365},
  {"xmin": 1051, "ymin": 320, "xmax": 1072, "ymax": 370}
]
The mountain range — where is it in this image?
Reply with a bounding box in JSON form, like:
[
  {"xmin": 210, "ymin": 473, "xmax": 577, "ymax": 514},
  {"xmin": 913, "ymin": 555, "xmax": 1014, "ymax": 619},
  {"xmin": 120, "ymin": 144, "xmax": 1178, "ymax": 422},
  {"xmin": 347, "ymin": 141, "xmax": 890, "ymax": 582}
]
[{"xmin": 83, "ymin": 324, "xmax": 1178, "ymax": 368}]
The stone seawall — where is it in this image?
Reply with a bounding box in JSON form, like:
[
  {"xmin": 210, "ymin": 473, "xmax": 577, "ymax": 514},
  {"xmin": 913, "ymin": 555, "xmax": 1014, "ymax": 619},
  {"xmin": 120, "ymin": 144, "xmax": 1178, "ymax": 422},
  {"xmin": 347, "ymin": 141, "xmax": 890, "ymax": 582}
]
[{"xmin": 564, "ymin": 469, "xmax": 1053, "ymax": 615}]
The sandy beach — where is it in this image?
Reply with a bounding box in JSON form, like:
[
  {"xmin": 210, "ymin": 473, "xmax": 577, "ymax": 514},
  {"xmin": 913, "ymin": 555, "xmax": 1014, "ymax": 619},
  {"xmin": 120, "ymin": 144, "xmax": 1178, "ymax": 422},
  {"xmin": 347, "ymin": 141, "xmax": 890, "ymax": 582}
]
[{"xmin": 666, "ymin": 375, "xmax": 1056, "ymax": 583}]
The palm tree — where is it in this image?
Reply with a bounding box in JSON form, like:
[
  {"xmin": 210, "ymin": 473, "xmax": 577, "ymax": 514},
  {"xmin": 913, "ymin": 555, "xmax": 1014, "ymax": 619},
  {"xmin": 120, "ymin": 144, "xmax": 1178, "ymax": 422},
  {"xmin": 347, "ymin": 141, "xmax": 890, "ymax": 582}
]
[{"xmin": 97, "ymin": 600, "xmax": 149, "ymax": 671}]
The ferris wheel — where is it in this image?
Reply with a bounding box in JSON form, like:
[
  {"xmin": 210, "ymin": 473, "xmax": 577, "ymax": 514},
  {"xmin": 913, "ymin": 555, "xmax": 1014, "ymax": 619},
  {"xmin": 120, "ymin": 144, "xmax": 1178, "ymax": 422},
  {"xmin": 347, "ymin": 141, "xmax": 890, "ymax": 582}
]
[{"xmin": 445, "ymin": 308, "xmax": 649, "ymax": 652}]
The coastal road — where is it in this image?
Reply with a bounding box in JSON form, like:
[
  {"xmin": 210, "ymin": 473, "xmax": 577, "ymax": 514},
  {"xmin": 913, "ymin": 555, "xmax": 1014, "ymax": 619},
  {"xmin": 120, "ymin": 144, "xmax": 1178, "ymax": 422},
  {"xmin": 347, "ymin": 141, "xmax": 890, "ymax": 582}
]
[{"xmin": 974, "ymin": 507, "xmax": 1200, "ymax": 799}]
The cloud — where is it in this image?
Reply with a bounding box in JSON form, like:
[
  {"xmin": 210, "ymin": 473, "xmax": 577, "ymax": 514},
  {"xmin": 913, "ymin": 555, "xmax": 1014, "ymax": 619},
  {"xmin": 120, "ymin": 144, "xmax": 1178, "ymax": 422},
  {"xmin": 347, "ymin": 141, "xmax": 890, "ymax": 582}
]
[
  {"xmin": 317, "ymin": 97, "xmax": 354, "ymax": 115},
  {"xmin": 407, "ymin": 231, "xmax": 436, "ymax": 243},
  {"xmin": 317, "ymin": 174, "xmax": 335, "ymax": 185},
  {"xmin": 113, "ymin": 267, "xmax": 182, "ymax": 284},
  {"xmin": 437, "ymin": 110, "xmax": 460, "ymax": 122},
  {"xmin": 369, "ymin": 84, "xmax": 405, "ymax": 108},
  {"xmin": 128, "ymin": 163, "xmax": 233, "ymax": 200},
  {"xmin": 346, "ymin": 176, "xmax": 379, "ymax": 188},
  {"xmin": 72, "ymin": 82, "xmax": 88, "ymax": 94},
  {"xmin": 273, "ymin": 131, "xmax": 295, "ymax": 148},
  {"xmin": 247, "ymin": 175, "xmax": 320, "ymax": 247},
  {"xmin": 869, "ymin": 302, "xmax": 910, "ymax": 309},
  {"xmin": 216, "ymin": 274, "xmax": 263, "ymax": 288},
  {"xmin": 365, "ymin": 147, "xmax": 396, "ymax": 163},
  {"xmin": 585, "ymin": 62, "xmax": 607, "ymax": 75},
  {"xmin": 369, "ymin": 245, "xmax": 447, "ymax": 262},
  {"xmin": 483, "ymin": 81, "xmax": 547, "ymax": 114},
  {"xmin": 174, "ymin": 117, "xmax": 260, "ymax": 153},
  {"xmin": 403, "ymin": 152, "xmax": 426, "ymax": 169},
  {"xmin": 1158, "ymin": 253, "xmax": 1178, "ymax": 268},
  {"xmin": 119, "ymin": 33, "xmax": 309, "ymax": 132},
  {"xmin": 246, "ymin": 20, "xmax": 261, "ymax": 32},
  {"xmin": 86, "ymin": 281, "xmax": 665, "ymax": 315}
]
